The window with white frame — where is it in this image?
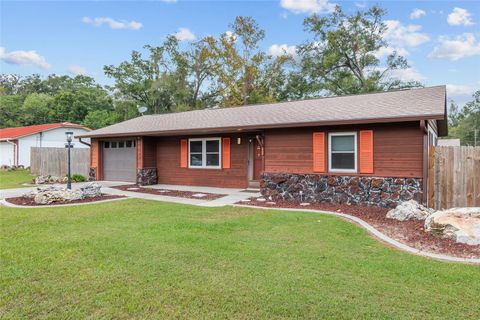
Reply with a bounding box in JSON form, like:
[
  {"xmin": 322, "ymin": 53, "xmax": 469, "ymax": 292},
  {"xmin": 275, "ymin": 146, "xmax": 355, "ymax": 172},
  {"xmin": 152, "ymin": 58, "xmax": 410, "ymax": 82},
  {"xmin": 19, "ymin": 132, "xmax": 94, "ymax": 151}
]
[
  {"xmin": 328, "ymin": 132, "xmax": 357, "ymax": 172},
  {"xmin": 189, "ymin": 138, "xmax": 221, "ymax": 168}
]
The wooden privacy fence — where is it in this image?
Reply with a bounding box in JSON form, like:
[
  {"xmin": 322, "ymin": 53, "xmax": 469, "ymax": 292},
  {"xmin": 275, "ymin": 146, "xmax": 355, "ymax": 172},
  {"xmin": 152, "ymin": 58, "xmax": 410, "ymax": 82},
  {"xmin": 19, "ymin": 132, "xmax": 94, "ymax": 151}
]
[
  {"xmin": 428, "ymin": 146, "xmax": 480, "ymax": 209},
  {"xmin": 30, "ymin": 147, "xmax": 90, "ymax": 177}
]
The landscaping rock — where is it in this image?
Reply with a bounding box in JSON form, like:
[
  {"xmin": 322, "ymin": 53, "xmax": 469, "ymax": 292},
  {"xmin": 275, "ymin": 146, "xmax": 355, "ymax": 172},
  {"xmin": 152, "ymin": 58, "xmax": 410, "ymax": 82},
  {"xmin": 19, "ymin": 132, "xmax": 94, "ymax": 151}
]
[
  {"xmin": 386, "ymin": 200, "xmax": 434, "ymax": 221},
  {"xmin": 25, "ymin": 183, "xmax": 102, "ymax": 205},
  {"xmin": 34, "ymin": 175, "xmax": 68, "ymax": 185},
  {"xmin": 424, "ymin": 207, "xmax": 480, "ymax": 245},
  {"xmin": 79, "ymin": 182, "xmax": 102, "ymax": 198}
]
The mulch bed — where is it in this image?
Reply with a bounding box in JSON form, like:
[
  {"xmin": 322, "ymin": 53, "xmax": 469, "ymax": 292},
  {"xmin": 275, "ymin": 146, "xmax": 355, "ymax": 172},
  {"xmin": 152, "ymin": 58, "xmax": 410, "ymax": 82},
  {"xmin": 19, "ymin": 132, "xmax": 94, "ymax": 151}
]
[
  {"xmin": 5, "ymin": 194, "xmax": 125, "ymax": 207},
  {"xmin": 238, "ymin": 198, "xmax": 480, "ymax": 259},
  {"xmin": 112, "ymin": 185, "xmax": 226, "ymax": 201}
]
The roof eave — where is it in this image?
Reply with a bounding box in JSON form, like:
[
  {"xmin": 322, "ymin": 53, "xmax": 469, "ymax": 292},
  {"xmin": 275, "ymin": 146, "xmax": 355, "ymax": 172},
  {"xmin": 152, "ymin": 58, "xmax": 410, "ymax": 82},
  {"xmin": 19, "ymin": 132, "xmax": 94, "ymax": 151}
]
[{"xmin": 77, "ymin": 114, "xmax": 446, "ymax": 139}]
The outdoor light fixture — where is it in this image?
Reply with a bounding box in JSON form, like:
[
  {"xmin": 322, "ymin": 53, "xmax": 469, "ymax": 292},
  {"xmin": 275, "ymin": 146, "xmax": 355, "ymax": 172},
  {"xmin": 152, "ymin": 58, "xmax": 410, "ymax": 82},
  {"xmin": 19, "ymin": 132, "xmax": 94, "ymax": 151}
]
[
  {"xmin": 237, "ymin": 137, "xmax": 241, "ymax": 145},
  {"xmin": 65, "ymin": 132, "xmax": 74, "ymax": 189}
]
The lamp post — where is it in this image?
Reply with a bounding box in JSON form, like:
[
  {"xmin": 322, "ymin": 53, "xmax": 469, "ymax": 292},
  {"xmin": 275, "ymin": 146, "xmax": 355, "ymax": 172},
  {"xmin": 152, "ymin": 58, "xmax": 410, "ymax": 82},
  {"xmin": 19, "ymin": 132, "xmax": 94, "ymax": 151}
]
[{"xmin": 65, "ymin": 132, "xmax": 73, "ymax": 190}]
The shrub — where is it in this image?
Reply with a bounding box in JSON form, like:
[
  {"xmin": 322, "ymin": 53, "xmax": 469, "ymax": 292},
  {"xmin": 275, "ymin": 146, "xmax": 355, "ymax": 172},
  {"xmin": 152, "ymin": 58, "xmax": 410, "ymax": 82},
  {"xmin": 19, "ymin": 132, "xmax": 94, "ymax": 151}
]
[{"xmin": 71, "ymin": 174, "xmax": 87, "ymax": 182}]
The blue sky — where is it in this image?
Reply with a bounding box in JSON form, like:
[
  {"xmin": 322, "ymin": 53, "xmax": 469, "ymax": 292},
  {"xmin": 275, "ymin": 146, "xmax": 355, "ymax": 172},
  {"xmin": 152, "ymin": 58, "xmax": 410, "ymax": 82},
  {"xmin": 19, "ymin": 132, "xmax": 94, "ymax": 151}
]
[{"xmin": 1, "ymin": 0, "xmax": 479, "ymax": 104}]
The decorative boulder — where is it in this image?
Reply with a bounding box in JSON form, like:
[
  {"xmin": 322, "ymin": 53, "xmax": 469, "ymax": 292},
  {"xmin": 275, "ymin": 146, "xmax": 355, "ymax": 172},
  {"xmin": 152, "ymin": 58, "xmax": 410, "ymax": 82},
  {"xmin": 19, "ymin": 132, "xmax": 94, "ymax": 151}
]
[
  {"xmin": 424, "ymin": 208, "xmax": 480, "ymax": 245},
  {"xmin": 25, "ymin": 183, "xmax": 102, "ymax": 205},
  {"xmin": 34, "ymin": 175, "xmax": 68, "ymax": 185},
  {"xmin": 79, "ymin": 182, "xmax": 102, "ymax": 198},
  {"xmin": 386, "ymin": 200, "xmax": 434, "ymax": 221}
]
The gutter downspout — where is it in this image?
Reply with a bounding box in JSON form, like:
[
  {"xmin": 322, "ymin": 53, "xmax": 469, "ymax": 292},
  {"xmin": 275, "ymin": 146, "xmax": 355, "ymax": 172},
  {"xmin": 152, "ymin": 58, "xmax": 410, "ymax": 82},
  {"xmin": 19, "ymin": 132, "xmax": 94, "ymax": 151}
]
[
  {"xmin": 5, "ymin": 139, "xmax": 18, "ymax": 166},
  {"xmin": 78, "ymin": 137, "xmax": 91, "ymax": 147}
]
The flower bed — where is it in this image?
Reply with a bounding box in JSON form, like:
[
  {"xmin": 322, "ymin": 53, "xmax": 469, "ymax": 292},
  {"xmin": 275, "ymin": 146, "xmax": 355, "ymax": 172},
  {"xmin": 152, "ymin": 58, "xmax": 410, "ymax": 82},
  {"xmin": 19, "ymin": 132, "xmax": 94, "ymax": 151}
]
[
  {"xmin": 238, "ymin": 198, "xmax": 480, "ymax": 259},
  {"xmin": 5, "ymin": 194, "xmax": 125, "ymax": 206},
  {"xmin": 112, "ymin": 185, "xmax": 226, "ymax": 201}
]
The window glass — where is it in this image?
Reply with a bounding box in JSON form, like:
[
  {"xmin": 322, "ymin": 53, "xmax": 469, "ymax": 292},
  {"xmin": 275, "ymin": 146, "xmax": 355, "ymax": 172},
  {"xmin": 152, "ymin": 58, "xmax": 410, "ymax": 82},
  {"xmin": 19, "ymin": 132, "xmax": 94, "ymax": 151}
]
[
  {"xmin": 190, "ymin": 141, "xmax": 203, "ymax": 153},
  {"xmin": 118, "ymin": 141, "xmax": 125, "ymax": 148},
  {"xmin": 206, "ymin": 140, "xmax": 219, "ymax": 152},
  {"xmin": 104, "ymin": 142, "xmax": 110, "ymax": 148},
  {"xmin": 111, "ymin": 141, "xmax": 117, "ymax": 148},
  {"xmin": 126, "ymin": 140, "xmax": 132, "ymax": 148},
  {"xmin": 190, "ymin": 154, "xmax": 203, "ymax": 166},
  {"xmin": 331, "ymin": 135, "xmax": 354, "ymax": 152},
  {"xmin": 329, "ymin": 133, "xmax": 356, "ymax": 171},
  {"xmin": 331, "ymin": 153, "xmax": 355, "ymax": 169},
  {"xmin": 206, "ymin": 154, "xmax": 219, "ymax": 166},
  {"xmin": 133, "ymin": 140, "xmax": 136, "ymax": 147},
  {"xmin": 188, "ymin": 138, "xmax": 221, "ymax": 168}
]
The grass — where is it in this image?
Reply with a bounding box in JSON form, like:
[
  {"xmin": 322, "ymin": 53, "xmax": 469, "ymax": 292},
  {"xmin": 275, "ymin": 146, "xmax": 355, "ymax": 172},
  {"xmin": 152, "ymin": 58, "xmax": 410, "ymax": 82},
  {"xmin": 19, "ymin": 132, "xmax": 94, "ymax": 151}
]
[
  {"xmin": 0, "ymin": 169, "xmax": 34, "ymax": 189},
  {"xmin": 1, "ymin": 199, "xmax": 479, "ymax": 319}
]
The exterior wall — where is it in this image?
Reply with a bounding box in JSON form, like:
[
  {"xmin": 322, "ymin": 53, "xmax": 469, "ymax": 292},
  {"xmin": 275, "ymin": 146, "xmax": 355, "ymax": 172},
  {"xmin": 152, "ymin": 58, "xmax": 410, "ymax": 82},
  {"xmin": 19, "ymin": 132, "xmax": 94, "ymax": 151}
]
[
  {"xmin": 0, "ymin": 142, "xmax": 15, "ymax": 166},
  {"xmin": 156, "ymin": 134, "xmax": 249, "ymax": 188},
  {"xmin": 15, "ymin": 127, "xmax": 90, "ymax": 167},
  {"xmin": 261, "ymin": 173, "xmax": 423, "ymax": 208},
  {"xmin": 264, "ymin": 122, "xmax": 424, "ymax": 178}
]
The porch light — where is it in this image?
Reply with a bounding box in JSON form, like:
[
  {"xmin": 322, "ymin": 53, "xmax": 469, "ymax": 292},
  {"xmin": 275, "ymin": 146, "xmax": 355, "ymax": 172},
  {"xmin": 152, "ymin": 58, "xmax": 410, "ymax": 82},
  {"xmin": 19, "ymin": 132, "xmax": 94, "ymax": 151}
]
[
  {"xmin": 66, "ymin": 131, "xmax": 73, "ymax": 143},
  {"xmin": 237, "ymin": 137, "xmax": 241, "ymax": 145}
]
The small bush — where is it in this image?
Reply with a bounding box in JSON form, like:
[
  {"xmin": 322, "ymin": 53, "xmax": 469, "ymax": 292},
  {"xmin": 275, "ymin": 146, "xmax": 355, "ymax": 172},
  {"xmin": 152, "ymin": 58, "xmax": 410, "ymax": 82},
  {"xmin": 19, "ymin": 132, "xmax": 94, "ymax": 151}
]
[{"xmin": 71, "ymin": 174, "xmax": 87, "ymax": 182}]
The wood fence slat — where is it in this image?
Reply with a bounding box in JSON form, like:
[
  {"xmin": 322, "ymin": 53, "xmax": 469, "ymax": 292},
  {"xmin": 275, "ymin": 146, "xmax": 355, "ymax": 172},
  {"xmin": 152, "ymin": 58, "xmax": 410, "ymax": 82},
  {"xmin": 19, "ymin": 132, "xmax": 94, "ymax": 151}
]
[
  {"xmin": 30, "ymin": 147, "xmax": 90, "ymax": 177},
  {"xmin": 429, "ymin": 146, "xmax": 480, "ymax": 209}
]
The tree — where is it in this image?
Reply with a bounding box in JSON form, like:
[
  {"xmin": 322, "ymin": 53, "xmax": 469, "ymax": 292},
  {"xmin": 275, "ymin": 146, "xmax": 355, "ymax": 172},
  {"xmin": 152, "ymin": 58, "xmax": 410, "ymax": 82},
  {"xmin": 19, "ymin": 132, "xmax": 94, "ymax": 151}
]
[
  {"xmin": 298, "ymin": 5, "xmax": 421, "ymax": 96},
  {"xmin": 104, "ymin": 36, "xmax": 193, "ymax": 114},
  {"xmin": 21, "ymin": 93, "xmax": 54, "ymax": 125},
  {"xmin": 82, "ymin": 110, "xmax": 117, "ymax": 129},
  {"xmin": 205, "ymin": 16, "xmax": 280, "ymax": 107},
  {"xmin": 449, "ymin": 90, "xmax": 480, "ymax": 146}
]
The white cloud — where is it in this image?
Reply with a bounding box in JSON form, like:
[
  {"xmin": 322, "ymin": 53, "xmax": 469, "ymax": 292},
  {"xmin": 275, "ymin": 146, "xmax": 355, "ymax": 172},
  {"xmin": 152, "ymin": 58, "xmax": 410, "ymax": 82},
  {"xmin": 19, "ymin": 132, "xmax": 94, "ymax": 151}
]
[
  {"xmin": 447, "ymin": 84, "xmax": 474, "ymax": 96},
  {"xmin": 67, "ymin": 64, "xmax": 88, "ymax": 76},
  {"xmin": 355, "ymin": 2, "xmax": 367, "ymax": 9},
  {"xmin": 268, "ymin": 44, "xmax": 297, "ymax": 57},
  {"xmin": 174, "ymin": 28, "xmax": 196, "ymax": 41},
  {"xmin": 428, "ymin": 33, "xmax": 480, "ymax": 61},
  {"xmin": 0, "ymin": 47, "xmax": 51, "ymax": 69},
  {"xmin": 384, "ymin": 20, "xmax": 430, "ymax": 47},
  {"xmin": 389, "ymin": 67, "xmax": 426, "ymax": 82},
  {"xmin": 374, "ymin": 46, "xmax": 409, "ymax": 58},
  {"xmin": 410, "ymin": 9, "xmax": 426, "ymax": 19},
  {"xmin": 224, "ymin": 30, "xmax": 237, "ymax": 43},
  {"xmin": 447, "ymin": 8, "xmax": 474, "ymax": 26},
  {"xmin": 82, "ymin": 17, "xmax": 142, "ymax": 30},
  {"xmin": 280, "ymin": 0, "xmax": 336, "ymax": 15}
]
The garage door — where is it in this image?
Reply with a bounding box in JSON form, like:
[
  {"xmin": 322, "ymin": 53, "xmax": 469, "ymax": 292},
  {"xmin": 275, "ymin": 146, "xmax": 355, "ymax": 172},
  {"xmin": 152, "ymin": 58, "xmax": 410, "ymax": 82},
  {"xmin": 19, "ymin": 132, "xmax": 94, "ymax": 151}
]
[{"xmin": 103, "ymin": 140, "xmax": 136, "ymax": 182}]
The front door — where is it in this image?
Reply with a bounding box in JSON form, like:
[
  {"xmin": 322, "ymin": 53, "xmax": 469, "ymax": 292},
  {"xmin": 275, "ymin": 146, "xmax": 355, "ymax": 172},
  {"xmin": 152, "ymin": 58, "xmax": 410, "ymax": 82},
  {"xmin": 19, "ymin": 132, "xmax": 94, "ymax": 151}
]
[{"xmin": 253, "ymin": 139, "xmax": 263, "ymax": 180}]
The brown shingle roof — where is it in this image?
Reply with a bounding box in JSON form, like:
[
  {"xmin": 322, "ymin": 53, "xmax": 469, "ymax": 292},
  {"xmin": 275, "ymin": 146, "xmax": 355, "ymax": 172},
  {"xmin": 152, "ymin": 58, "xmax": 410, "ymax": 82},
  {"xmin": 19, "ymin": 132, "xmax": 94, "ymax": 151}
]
[{"xmin": 78, "ymin": 86, "xmax": 446, "ymax": 138}]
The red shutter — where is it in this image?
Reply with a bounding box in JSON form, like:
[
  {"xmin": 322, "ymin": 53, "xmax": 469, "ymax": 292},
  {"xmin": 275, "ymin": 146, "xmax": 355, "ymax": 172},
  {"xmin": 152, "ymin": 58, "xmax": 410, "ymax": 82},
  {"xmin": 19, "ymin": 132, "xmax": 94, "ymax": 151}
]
[
  {"xmin": 180, "ymin": 139, "xmax": 188, "ymax": 168},
  {"xmin": 222, "ymin": 138, "xmax": 231, "ymax": 169},
  {"xmin": 359, "ymin": 130, "xmax": 374, "ymax": 174},
  {"xmin": 312, "ymin": 132, "xmax": 326, "ymax": 172}
]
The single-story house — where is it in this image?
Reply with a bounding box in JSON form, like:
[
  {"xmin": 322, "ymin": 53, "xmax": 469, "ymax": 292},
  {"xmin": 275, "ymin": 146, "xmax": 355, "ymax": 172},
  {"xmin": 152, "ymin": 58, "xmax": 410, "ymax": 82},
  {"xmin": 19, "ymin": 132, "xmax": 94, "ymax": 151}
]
[
  {"xmin": 78, "ymin": 86, "xmax": 447, "ymax": 207},
  {"xmin": 0, "ymin": 122, "xmax": 91, "ymax": 167}
]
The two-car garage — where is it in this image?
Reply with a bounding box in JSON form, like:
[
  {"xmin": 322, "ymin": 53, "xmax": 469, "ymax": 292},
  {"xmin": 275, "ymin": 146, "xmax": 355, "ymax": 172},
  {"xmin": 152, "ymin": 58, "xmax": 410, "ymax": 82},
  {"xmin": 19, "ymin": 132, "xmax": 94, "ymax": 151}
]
[{"xmin": 102, "ymin": 139, "xmax": 137, "ymax": 182}]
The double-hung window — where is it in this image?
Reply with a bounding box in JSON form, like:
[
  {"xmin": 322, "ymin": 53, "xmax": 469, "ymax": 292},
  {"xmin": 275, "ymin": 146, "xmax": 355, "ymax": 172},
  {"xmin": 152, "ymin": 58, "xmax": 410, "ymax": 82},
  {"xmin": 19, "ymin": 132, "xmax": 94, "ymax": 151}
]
[
  {"xmin": 328, "ymin": 132, "xmax": 357, "ymax": 172},
  {"xmin": 188, "ymin": 138, "xmax": 221, "ymax": 169}
]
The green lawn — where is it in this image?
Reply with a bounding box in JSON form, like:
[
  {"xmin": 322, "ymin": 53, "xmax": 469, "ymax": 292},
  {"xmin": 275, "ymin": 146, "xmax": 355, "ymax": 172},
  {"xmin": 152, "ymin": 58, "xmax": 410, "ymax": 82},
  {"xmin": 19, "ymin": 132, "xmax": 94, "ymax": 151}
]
[
  {"xmin": 0, "ymin": 169, "xmax": 34, "ymax": 189},
  {"xmin": 1, "ymin": 199, "xmax": 479, "ymax": 319}
]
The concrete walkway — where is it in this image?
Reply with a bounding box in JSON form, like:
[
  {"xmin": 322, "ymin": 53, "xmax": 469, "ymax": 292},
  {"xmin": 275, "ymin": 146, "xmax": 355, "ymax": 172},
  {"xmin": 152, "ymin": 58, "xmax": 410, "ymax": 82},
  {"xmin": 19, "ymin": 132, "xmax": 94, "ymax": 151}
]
[{"xmin": 0, "ymin": 182, "xmax": 260, "ymax": 207}]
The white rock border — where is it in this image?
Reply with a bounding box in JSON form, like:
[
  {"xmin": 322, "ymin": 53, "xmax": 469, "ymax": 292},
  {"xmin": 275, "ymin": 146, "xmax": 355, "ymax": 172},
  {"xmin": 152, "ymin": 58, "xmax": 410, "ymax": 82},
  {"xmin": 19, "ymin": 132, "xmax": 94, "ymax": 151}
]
[
  {"xmin": 0, "ymin": 197, "xmax": 129, "ymax": 209},
  {"xmin": 233, "ymin": 204, "xmax": 480, "ymax": 265}
]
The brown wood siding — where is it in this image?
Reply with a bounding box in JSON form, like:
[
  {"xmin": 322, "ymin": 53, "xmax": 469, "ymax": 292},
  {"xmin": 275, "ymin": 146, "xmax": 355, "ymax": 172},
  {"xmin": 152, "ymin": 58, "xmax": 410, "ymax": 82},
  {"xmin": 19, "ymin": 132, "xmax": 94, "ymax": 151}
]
[
  {"xmin": 155, "ymin": 134, "xmax": 249, "ymax": 188},
  {"xmin": 264, "ymin": 122, "xmax": 424, "ymax": 178},
  {"xmin": 142, "ymin": 137, "xmax": 157, "ymax": 168}
]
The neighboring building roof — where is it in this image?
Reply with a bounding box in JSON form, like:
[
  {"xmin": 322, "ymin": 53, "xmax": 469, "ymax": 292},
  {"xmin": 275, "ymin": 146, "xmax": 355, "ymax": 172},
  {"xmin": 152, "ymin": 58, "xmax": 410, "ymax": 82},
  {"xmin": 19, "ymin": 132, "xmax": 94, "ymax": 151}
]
[
  {"xmin": 79, "ymin": 85, "xmax": 447, "ymax": 139},
  {"xmin": 0, "ymin": 122, "xmax": 90, "ymax": 140}
]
